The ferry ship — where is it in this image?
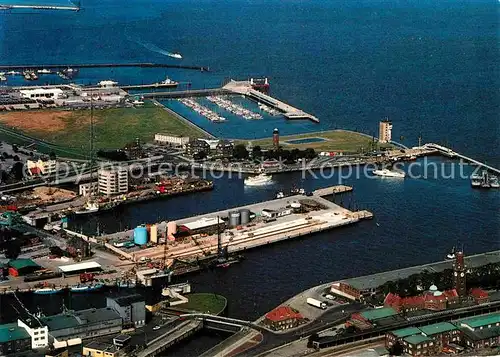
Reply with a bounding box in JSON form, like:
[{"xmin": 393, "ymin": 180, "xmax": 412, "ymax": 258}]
[
  {"xmin": 70, "ymin": 283, "xmax": 103, "ymax": 293},
  {"xmin": 34, "ymin": 287, "xmax": 64, "ymax": 295},
  {"xmin": 372, "ymin": 168, "xmax": 406, "ymax": 178},
  {"xmin": 244, "ymin": 173, "xmax": 272, "ymax": 186}
]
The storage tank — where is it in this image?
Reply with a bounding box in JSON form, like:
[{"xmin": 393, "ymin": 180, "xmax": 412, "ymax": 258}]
[
  {"xmin": 167, "ymin": 221, "xmax": 177, "ymax": 236},
  {"xmin": 150, "ymin": 224, "xmax": 158, "ymax": 244},
  {"xmin": 240, "ymin": 209, "xmax": 250, "ymax": 225},
  {"xmin": 228, "ymin": 211, "xmax": 240, "ymax": 227},
  {"xmin": 134, "ymin": 226, "xmax": 148, "ymax": 245}
]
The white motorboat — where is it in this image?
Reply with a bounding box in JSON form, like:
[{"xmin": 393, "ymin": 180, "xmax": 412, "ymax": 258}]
[
  {"xmin": 244, "ymin": 173, "xmax": 272, "ymax": 186},
  {"xmin": 168, "ymin": 52, "xmax": 182, "ymax": 59},
  {"xmin": 372, "ymin": 168, "xmax": 406, "ymax": 178}
]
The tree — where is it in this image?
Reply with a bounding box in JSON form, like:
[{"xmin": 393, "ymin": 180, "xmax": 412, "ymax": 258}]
[
  {"xmin": 304, "ymin": 148, "xmax": 316, "ymax": 160},
  {"xmin": 10, "ymin": 162, "xmax": 24, "ymax": 181},
  {"xmin": 193, "ymin": 151, "xmax": 207, "ymax": 161},
  {"xmin": 11, "ymin": 145, "xmax": 18, "ymax": 153},
  {"xmin": 252, "ymin": 145, "xmax": 262, "ymax": 159},
  {"xmin": 49, "ymin": 151, "xmax": 56, "ymax": 160},
  {"xmin": 4, "ymin": 241, "xmax": 21, "ymax": 260},
  {"xmin": 13, "ymin": 155, "xmax": 19, "ymax": 162},
  {"xmin": 232, "ymin": 144, "xmax": 249, "ymax": 160}
]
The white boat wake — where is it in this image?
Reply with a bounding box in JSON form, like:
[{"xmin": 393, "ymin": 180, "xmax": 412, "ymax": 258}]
[{"xmin": 134, "ymin": 39, "xmax": 182, "ymax": 59}]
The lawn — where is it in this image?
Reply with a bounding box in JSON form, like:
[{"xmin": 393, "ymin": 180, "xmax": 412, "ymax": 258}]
[
  {"xmin": 177, "ymin": 293, "xmax": 227, "ymax": 315},
  {"xmin": 245, "ymin": 130, "xmax": 392, "ymax": 153},
  {"xmin": 0, "ymin": 102, "xmax": 208, "ymax": 152}
]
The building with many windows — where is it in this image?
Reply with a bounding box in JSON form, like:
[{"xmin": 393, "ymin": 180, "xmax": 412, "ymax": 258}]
[
  {"xmin": 0, "ymin": 322, "xmax": 32, "ymax": 355},
  {"xmin": 458, "ymin": 313, "xmax": 500, "ymax": 349},
  {"xmin": 379, "ymin": 118, "xmax": 393, "ymax": 143},
  {"xmin": 98, "ymin": 167, "xmax": 128, "ymax": 195},
  {"xmin": 106, "ymin": 294, "xmax": 146, "ymax": 327},
  {"xmin": 154, "ymin": 134, "xmax": 190, "ymax": 147}
]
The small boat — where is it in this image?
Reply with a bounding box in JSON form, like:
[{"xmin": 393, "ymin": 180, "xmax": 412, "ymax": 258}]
[
  {"xmin": 372, "ymin": 168, "xmax": 406, "ymax": 178},
  {"xmin": 168, "ymin": 52, "xmax": 182, "ymax": 59},
  {"xmin": 244, "ymin": 173, "xmax": 272, "ymax": 186},
  {"xmin": 446, "ymin": 247, "xmax": 456, "ymax": 260},
  {"xmin": 37, "ymin": 69, "xmax": 51, "ymax": 74},
  {"xmin": 276, "ymin": 191, "xmax": 285, "ymax": 199},
  {"xmin": 34, "ymin": 287, "xmax": 63, "ymax": 295},
  {"xmin": 471, "ymin": 174, "xmax": 482, "ymax": 188},
  {"xmin": 74, "ymin": 201, "xmax": 99, "ymax": 215},
  {"xmin": 489, "ymin": 175, "xmax": 499, "ymax": 188},
  {"xmin": 70, "ymin": 283, "xmax": 103, "ymax": 293}
]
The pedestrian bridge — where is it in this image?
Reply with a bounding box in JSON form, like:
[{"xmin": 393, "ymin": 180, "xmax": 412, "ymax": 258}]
[
  {"xmin": 424, "ymin": 143, "xmax": 500, "ymax": 174},
  {"xmin": 180, "ymin": 313, "xmax": 273, "ymax": 334}
]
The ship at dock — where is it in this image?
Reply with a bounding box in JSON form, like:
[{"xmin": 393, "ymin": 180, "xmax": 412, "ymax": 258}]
[
  {"xmin": 471, "ymin": 170, "xmax": 499, "ymax": 189},
  {"xmin": 244, "ymin": 173, "xmax": 273, "ymax": 186},
  {"xmin": 372, "ymin": 168, "xmax": 406, "ymax": 178},
  {"xmin": 70, "ymin": 283, "xmax": 103, "ymax": 293}
]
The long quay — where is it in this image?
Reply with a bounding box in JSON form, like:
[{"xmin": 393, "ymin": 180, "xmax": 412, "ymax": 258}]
[
  {"xmin": 102, "ymin": 187, "xmax": 372, "ymax": 263},
  {"xmin": 139, "ymin": 88, "xmax": 229, "ymax": 99},
  {"xmin": 223, "ymin": 79, "xmax": 320, "ymax": 123},
  {"xmin": 424, "ymin": 143, "xmax": 500, "ymax": 175},
  {"xmin": 0, "ymin": 62, "xmax": 210, "ymax": 72},
  {"xmin": 0, "ymin": 4, "xmax": 79, "ymax": 11}
]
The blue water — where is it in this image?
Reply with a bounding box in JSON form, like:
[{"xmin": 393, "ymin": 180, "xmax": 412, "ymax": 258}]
[
  {"xmin": 1, "ymin": 0, "xmax": 498, "ymax": 164},
  {"xmin": 286, "ymin": 137, "xmax": 327, "ymax": 144},
  {"xmin": 1, "ymin": 0, "xmax": 499, "ymax": 355}
]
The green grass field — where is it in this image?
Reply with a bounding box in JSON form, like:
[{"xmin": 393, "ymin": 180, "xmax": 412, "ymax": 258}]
[
  {"xmin": 177, "ymin": 293, "xmax": 227, "ymax": 315},
  {"xmin": 0, "ymin": 102, "xmax": 208, "ymax": 152},
  {"xmin": 242, "ymin": 130, "xmax": 391, "ymax": 153}
]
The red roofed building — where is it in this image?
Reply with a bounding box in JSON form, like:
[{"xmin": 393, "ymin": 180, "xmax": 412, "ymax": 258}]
[
  {"xmin": 263, "ymin": 306, "xmax": 305, "ymax": 331},
  {"xmin": 384, "ymin": 293, "xmax": 424, "ymax": 313},
  {"xmin": 470, "ymin": 288, "xmax": 489, "ymax": 304}
]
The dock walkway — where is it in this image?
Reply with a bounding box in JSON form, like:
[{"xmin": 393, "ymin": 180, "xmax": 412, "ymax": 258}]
[{"xmin": 223, "ymin": 80, "xmax": 319, "ymax": 122}]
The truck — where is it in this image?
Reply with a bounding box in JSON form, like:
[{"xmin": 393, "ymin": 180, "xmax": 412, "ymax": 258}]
[{"xmin": 307, "ymin": 297, "xmax": 327, "ymax": 310}]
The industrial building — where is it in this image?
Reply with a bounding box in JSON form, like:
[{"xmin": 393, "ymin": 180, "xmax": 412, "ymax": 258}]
[
  {"xmin": 379, "ymin": 118, "xmax": 393, "ymax": 143},
  {"xmin": 8, "ymin": 259, "xmax": 40, "ymax": 277},
  {"xmin": 26, "ymin": 159, "xmax": 57, "ymax": 176},
  {"xmin": 0, "ymin": 322, "xmax": 31, "ymax": 355},
  {"xmin": 458, "ymin": 313, "xmax": 500, "ymax": 349},
  {"xmin": 39, "ymin": 307, "xmax": 122, "ymax": 340},
  {"xmin": 78, "ymin": 182, "xmax": 99, "ymax": 197},
  {"xmin": 58, "ymin": 261, "xmax": 102, "ymax": 276},
  {"xmin": 179, "ymin": 217, "xmax": 225, "ymax": 235},
  {"xmin": 330, "ymin": 282, "xmax": 361, "ymax": 301},
  {"xmin": 106, "ymin": 294, "xmax": 146, "ymax": 327},
  {"xmin": 154, "ymin": 134, "xmax": 190, "ymax": 147},
  {"xmin": 82, "ymin": 341, "xmax": 121, "ymax": 357},
  {"xmin": 19, "ymin": 88, "xmax": 64, "ymax": 100},
  {"xmin": 98, "ymin": 166, "xmax": 129, "ymax": 195}
]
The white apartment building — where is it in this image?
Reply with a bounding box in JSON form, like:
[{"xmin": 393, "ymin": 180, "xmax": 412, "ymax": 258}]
[
  {"xmin": 98, "ymin": 167, "xmax": 128, "ymax": 195},
  {"xmin": 154, "ymin": 134, "xmax": 190, "ymax": 147}
]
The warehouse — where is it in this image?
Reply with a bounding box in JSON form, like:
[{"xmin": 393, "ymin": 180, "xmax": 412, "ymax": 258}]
[
  {"xmin": 458, "ymin": 313, "xmax": 500, "ymax": 349},
  {"xmin": 0, "ymin": 322, "xmax": 31, "ymax": 355},
  {"xmin": 180, "ymin": 217, "xmax": 225, "ymax": 235},
  {"xmin": 106, "ymin": 294, "xmax": 146, "ymax": 327},
  {"xmin": 40, "ymin": 307, "xmax": 122, "ymax": 340},
  {"xmin": 58, "ymin": 261, "xmax": 102, "ymax": 276},
  {"xmin": 8, "ymin": 259, "xmax": 40, "ymax": 277}
]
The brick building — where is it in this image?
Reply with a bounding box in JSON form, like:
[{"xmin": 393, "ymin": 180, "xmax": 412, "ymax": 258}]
[
  {"xmin": 330, "ymin": 282, "xmax": 361, "ymax": 301},
  {"xmin": 470, "ymin": 288, "xmax": 489, "ymax": 305},
  {"xmin": 402, "ymin": 334, "xmax": 436, "ymax": 356},
  {"xmin": 419, "ymin": 322, "xmax": 460, "ymax": 346}
]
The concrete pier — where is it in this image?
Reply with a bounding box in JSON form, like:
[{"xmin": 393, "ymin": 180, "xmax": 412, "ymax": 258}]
[
  {"xmin": 102, "ymin": 188, "xmax": 372, "ymax": 262},
  {"xmin": 223, "ymin": 80, "xmax": 319, "ymax": 122}
]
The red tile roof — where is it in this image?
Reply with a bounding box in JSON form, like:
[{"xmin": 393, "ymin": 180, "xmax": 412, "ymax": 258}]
[
  {"xmin": 443, "ymin": 289, "xmax": 458, "ymax": 299},
  {"xmin": 265, "ymin": 306, "xmax": 303, "ymax": 322},
  {"xmin": 29, "ymin": 167, "xmax": 41, "ymax": 175},
  {"xmin": 470, "ymin": 288, "xmax": 488, "ymax": 299}
]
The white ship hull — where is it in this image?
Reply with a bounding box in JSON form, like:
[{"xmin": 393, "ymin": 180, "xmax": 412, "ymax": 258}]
[
  {"xmin": 372, "ymin": 169, "xmax": 406, "ymax": 178},
  {"xmin": 244, "ymin": 174, "xmax": 272, "ymax": 186}
]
